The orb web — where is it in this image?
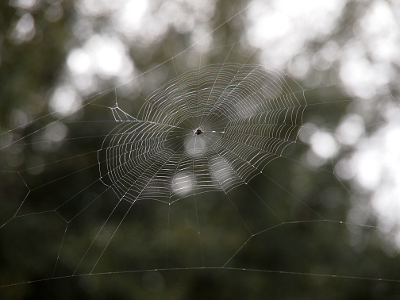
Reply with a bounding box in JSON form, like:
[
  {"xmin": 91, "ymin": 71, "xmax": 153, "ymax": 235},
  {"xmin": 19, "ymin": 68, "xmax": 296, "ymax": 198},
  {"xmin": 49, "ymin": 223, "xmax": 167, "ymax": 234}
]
[{"xmin": 98, "ymin": 63, "xmax": 306, "ymax": 202}]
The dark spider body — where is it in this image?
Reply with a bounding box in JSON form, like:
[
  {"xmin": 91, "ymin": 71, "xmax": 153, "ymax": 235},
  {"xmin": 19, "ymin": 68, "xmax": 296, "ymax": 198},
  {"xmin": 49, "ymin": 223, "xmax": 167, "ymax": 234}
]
[{"xmin": 195, "ymin": 128, "xmax": 204, "ymax": 135}]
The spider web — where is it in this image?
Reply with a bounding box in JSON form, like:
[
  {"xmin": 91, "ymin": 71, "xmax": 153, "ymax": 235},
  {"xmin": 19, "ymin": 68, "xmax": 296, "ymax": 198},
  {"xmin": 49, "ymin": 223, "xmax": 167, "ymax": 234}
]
[
  {"xmin": 98, "ymin": 64, "xmax": 305, "ymax": 201},
  {"xmin": 1, "ymin": 0, "xmax": 400, "ymax": 298},
  {"xmin": 0, "ymin": 60, "xmax": 392, "ymax": 296},
  {"xmin": 0, "ymin": 57, "xmax": 381, "ymax": 288}
]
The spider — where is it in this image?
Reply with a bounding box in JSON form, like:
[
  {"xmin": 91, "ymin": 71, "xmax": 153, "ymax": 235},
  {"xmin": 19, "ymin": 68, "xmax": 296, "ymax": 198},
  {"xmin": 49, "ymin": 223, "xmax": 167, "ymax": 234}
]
[{"xmin": 194, "ymin": 128, "xmax": 204, "ymax": 135}]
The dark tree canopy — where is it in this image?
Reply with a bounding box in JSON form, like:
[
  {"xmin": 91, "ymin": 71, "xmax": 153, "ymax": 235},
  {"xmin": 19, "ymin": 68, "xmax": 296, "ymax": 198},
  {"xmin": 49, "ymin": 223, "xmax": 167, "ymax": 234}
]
[{"xmin": 1, "ymin": 1, "xmax": 400, "ymax": 299}]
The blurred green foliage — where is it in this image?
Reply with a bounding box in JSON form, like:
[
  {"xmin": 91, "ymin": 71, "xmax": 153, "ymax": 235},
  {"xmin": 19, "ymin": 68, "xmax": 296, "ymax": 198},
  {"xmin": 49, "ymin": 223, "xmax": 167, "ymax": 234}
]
[{"xmin": 1, "ymin": 0, "xmax": 400, "ymax": 299}]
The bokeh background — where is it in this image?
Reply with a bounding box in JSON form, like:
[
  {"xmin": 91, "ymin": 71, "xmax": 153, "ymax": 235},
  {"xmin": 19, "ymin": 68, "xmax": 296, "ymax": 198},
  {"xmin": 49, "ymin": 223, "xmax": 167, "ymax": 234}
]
[{"xmin": 1, "ymin": 0, "xmax": 400, "ymax": 299}]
